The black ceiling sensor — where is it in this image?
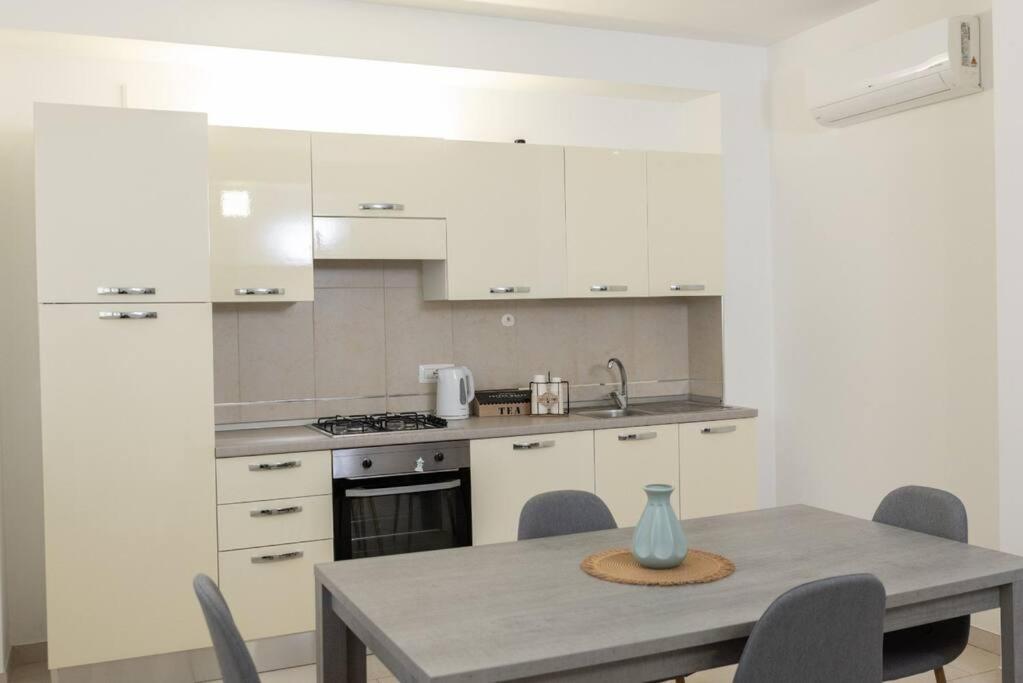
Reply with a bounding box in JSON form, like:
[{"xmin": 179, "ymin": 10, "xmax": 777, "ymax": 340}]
[{"xmin": 514, "ymin": 139, "xmax": 526, "ymax": 143}]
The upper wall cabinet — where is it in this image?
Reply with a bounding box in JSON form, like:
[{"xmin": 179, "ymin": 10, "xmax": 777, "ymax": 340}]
[
  {"xmin": 423, "ymin": 141, "xmax": 566, "ymax": 300},
  {"xmin": 311, "ymin": 133, "xmax": 447, "ymax": 218},
  {"xmin": 35, "ymin": 104, "xmax": 210, "ymax": 303},
  {"xmin": 564, "ymin": 147, "xmax": 649, "ymax": 298},
  {"xmin": 647, "ymin": 152, "xmax": 724, "ymax": 297},
  {"xmin": 209, "ymin": 127, "xmax": 314, "ymax": 302}
]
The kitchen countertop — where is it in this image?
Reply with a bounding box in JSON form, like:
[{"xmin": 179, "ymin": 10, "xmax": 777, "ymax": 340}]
[{"xmin": 214, "ymin": 400, "xmax": 758, "ymax": 458}]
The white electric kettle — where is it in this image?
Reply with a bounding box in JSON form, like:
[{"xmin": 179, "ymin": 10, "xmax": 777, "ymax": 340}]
[{"xmin": 436, "ymin": 366, "xmax": 475, "ymax": 420}]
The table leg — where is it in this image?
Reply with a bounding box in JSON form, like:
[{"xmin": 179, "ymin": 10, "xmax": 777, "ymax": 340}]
[
  {"xmin": 1001, "ymin": 581, "xmax": 1023, "ymax": 682},
  {"xmin": 317, "ymin": 581, "xmax": 367, "ymax": 683}
]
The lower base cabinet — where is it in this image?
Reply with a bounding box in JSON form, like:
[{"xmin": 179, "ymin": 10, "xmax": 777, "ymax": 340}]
[
  {"xmin": 470, "ymin": 431, "xmax": 595, "ymax": 545},
  {"xmin": 679, "ymin": 419, "xmax": 758, "ymax": 519},
  {"xmin": 219, "ymin": 539, "xmax": 334, "ymax": 641},
  {"xmin": 594, "ymin": 424, "xmax": 680, "ymax": 526}
]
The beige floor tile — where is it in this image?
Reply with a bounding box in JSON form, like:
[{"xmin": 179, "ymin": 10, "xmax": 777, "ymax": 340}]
[
  {"xmin": 952, "ymin": 671, "xmax": 1002, "ymax": 683},
  {"xmin": 952, "ymin": 645, "xmax": 1003, "ymax": 675},
  {"xmin": 9, "ymin": 661, "xmax": 50, "ymax": 683}
]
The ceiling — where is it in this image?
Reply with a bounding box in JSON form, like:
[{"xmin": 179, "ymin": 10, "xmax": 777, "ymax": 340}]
[{"xmin": 355, "ymin": 0, "xmax": 880, "ymax": 45}]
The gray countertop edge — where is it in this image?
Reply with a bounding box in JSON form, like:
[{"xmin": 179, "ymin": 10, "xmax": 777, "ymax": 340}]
[{"xmin": 214, "ymin": 405, "xmax": 758, "ymax": 458}]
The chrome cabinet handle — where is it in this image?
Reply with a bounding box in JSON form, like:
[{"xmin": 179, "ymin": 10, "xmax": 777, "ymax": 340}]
[
  {"xmin": 670, "ymin": 284, "xmax": 706, "ymax": 292},
  {"xmin": 701, "ymin": 425, "xmax": 737, "ymax": 435},
  {"xmin": 490, "ymin": 286, "xmax": 531, "ymax": 294},
  {"xmin": 235, "ymin": 288, "xmax": 286, "ymax": 296},
  {"xmin": 248, "ymin": 460, "xmax": 301, "ymax": 471},
  {"xmin": 250, "ymin": 505, "xmax": 302, "ymax": 517},
  {"xmin": 98, "ymin": 311, "xmax": 157, "ymax": 320},
  {"xmin": 251, "ymin": 550, "xmax": 303, "ymax": 564},
  {"xmin": 358, "ymin": 203, "xmax": 404, "ymax": 211},
  {"xmin": 97, "ymin": 287, "xmax": 156, "ymax": 295},
  {"xmin": 618, "ymin": 432, "xmax": 658, "ymax": 441},
  {"xmin": 590, "ymin": 285, "xmax": 628, "ymax": 292},
  {"xmin": 512, "ymin": 440, "xmax": 555, "ymax": 450}
]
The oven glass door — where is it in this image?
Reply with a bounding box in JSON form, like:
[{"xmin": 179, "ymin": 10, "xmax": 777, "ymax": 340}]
[{"xmin": 335, "ymin": 470, "xmax": 470, "ymax": 560}]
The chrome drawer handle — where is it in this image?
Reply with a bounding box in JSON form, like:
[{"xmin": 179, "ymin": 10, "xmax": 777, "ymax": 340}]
[
  {"xmin": 701, "ymin": 425, "xmax": 737, "ymax": 435},
  {"xmin": 358, "ymin": 202, "xmax": 404, "ymax": 211},
  {"xmin": 512, "ymin": 440, "xmax": 555, "ymax": 450},
  {"xmin": 98, "ymin": 311, "xmax": 157, "ymax": 320},
  {"xmin": 670, "ymin": 284, "xmax": 706, "ymax": 292},
  {"xmin": 490, "ymin": 286, "xmax": 531, "ymax": 294},
  {"xmin": 590, "ymin": 284, "xmax": 627, "ymax": 292},
  {"xmin": 251, "ymin": 550, "xmax": 303, "ymax": 564},
  {"xmin": 248, "ymin": 460, "xmax": 301, "ymax": 471},
  {"xmin": 618, "ymin": 432, "xmax": 658, "ymax": 441},
  {"xmin": 250, "ymin": 505, "xmax": 303, "ymax": 517},
  {"xmin": 235, "ymin": 288, "xmax": 286, "ymax": 296},
  {"xmin": 97, "ymin": 287, "xmax": 156, "ymax": 295}
]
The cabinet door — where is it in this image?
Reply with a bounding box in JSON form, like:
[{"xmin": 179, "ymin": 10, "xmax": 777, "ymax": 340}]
[
  {"xmin": 594, "ymin": 425, "xmax": 679, "ymax": 527},
  {"xmin": 647, "ymin": 152, "xmax": 724, "ymax": 297},
  {"xmin": 311, "ymin": 133, "xmax": 446, "ymax": 218},
  {"xmin": 470, "ymin": 431, "xmax": 594, "ymax": 545},
  {"xmin": 35, "ymin": 104, "xmax": 210, "ymax": 303},
  {"xmin": 210, "ymin": 127, "xmax": 313, "ymax": 302},
  {"xmin": 565, "ymin": 147, "xmax": 648, "ymax": 298},
  {"xmin": 679, "ymin": 419, "xmax": 758, "ymax": 520},
  {"xmin": 436, "ymin": 141, "xmax": 566, "ymax": 300},
  {"xmin": 39, "ymin": 303, "xmax": 216, "ymax": 668}
]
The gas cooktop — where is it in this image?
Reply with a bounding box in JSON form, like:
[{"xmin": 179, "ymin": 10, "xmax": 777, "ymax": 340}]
[{"xmin": 309, "ymin": 412, "xmax": 448, "ymax": 437}]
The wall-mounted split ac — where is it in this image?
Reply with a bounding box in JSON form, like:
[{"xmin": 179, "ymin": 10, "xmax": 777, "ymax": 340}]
[{"xmin": 807, "ymin": 16, "xmax": 982, "ymax": 127}]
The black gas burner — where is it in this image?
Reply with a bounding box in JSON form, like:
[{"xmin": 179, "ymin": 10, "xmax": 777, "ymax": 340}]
[{"xmin": 310, "ymin": 412, "xmax": 447, "ymax": 437}]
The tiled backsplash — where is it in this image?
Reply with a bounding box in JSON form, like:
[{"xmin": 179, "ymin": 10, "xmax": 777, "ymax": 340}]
[{"xmin": 213, "ymin": 261, "xmax": 723, "ymax": 424}]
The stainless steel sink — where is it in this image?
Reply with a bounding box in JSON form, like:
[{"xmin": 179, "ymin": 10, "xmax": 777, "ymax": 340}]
[
  {"xmin": 633, "ymin": 401, "xmax": 727, "ymax": 415},
  {"xmin": 576, "ymin": 407, "xmax": 656, "ymax": 419}
]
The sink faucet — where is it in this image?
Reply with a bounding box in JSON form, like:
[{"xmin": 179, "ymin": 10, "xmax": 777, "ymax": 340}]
[{"xmin": 607, "ymin": 358, "xmax": 628, "ymax": 410}]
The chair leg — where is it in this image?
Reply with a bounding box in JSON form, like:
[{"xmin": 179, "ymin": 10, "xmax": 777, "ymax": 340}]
[
  {"xmin": 934, "ymin": 667, "xmax": 947, "ymax": 683},
  {"xmin": 674, "ymin": 678, "xmax": 686, "ymax": 683}
]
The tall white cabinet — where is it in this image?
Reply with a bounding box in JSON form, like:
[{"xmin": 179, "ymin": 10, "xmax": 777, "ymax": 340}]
[{"xmin": 35, "ymin": 105, "xmax": 217, "ymax": 669}]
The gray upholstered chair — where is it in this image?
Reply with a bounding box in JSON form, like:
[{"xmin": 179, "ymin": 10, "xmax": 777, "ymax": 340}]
[
  {"xmin": 517, "ymin": 490, "xmax": 617, "ymax": 540},
  {"xmin": 732, "ymin": 574, "xmax": 886, "ymax": 683},
  {"xmin": 193, "ymin": 574, "xmax": 261, "ymax": 683},
  {"xmin": 873, "ymin": 486, "xmax": 970, "ymax": 682}
]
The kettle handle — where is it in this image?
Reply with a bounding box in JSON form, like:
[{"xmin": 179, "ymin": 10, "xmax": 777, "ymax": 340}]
[{"xmin": 464, "ymin": 370, "xmax": 475, "ymax": 403}]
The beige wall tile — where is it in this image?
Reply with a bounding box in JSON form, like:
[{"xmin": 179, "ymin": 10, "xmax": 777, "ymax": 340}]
[
  {"xmin": 316, "ymin": 397, "xmax": 387, "ymax": 417},
  {"xmin": 238, "ymin": 303, "xmax": 315, "ymax": 402},
  {"xmin": 688, "ymin": 297, "xmax": 723, "ymax": 382},
  {"xmin": 515, "ymin": 300, "xmax": 582, "ymax": 385},
  {"xmin": 574, "ymin": 300, "xmax": 636, "ymax": 385},
  {"xmin": 238, "ymin": 399, "xmax": 317, "ymax": 423},
  {"xmin": 385, "ymin": 288, "xmax": 453, "ymax": 395},
  {"xmin": 314, "ymin": 260, "xmax": 384, "ymax": 288},
  {"xmin": 689, "ymin": 379, "xmax": 724, "ymax": 399},
  {"xmin": 214, "ymin": 404, "xmax": 242, "ymax": 425},
  {"xmin": 383, "ymin": 261, "xmax": 422, "ymax": 288},
  {"xmin": 212, "ymin": 304, "xmax": 240, "ymax": 404},
  {"xmin": 314, "ymin": 288, "xmax": 386, "ymax": 398},
  {"xmin": 386, "ymin": 394, "xmax": 435, "ymax": 413},
  {"xmin": 633, "ymin": 299, "xmax": 689, "ymax": 381},
  {"xmin": 451, "ymin": 301, "xmax": 522, "ymax": 389}
]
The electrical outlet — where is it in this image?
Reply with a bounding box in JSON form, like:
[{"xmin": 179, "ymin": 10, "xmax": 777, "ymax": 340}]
[{"xmin": 419, "ymin": 363, "xmax": 454, "ymax": 384}]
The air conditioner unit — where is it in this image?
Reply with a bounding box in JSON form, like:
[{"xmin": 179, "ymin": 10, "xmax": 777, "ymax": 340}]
[{"xmin": 807, "ymin": 16, "xmax": 982, "ymax": 127}]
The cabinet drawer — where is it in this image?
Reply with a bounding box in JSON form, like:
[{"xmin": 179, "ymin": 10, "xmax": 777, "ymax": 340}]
[
  {"xmin": 218, "ymin": 495, "xmax": 333, "ymax": 551},
  {"xmin": 219, "ymin": 540, "xmax": 333, "ymax": 641},
  {"xmin": 679, "ymin": 418, "xmax": 758, "ymax": 519},
  {"xmin": 216, "ymin": 451, "xmax": 331, "ymax": 504}
]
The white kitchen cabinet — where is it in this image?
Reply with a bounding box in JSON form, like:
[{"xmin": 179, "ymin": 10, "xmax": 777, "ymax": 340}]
[
  {"xmin": 679, "ymin": 418, "xmax": 758, "ymax": 520},
  {"xmin": 216, "ymin": 450, "xmax": 332, "ymax": 504},
  {"xmin": 565, "ymin": 147, "xmax": 649, "ymax": 298},
  {"xmin": 39, "ymin": 303, "xmax": 216, "ymax": 668},
  {"xmin": 217, "ymin": 494, "xmax": 333, "ymax": 551},
  {"xmin": 470, "ymin": 431, "xmax": 595, "ymax": 545},
  {"xmin": 314, "ymin": 217, "xmax": 446, "ymax": 260},
  {"xmin": 594, "ymin": 424, "xmax": 680, "ymax": 527},
  {"xmin": 311, "ymin": 133, "xmax": 446, "ymax": 218},
  {"xmin": 34, "ymin": 103, "xmax": 210, "ymax": 304},
  {"xmin": 209, "ymin": 127, "xmax": 313, "ymax": 302},
  {"xmin": 423, "ymin": 141, "xmax": 566, "ymax": 300},
  {"xmin": 647, "ymin": 152, "xmax": 724, "ymax": 297}
]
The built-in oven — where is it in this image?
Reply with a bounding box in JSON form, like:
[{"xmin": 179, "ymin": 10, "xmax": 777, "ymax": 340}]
[{"xmin": 332, "ymin": 441, "xmax": 471, "ymax": 561}]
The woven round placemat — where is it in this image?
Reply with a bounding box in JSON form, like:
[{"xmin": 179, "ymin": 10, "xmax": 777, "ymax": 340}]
[{"xmin": 581, "ymin": 547, "xmax": 735, "ymax": 586}]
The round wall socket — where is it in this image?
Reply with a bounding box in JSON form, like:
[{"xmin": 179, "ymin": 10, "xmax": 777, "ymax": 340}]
[{"xmin": 501, "ymin": 313, "xmax": 515, "ymax": 327}]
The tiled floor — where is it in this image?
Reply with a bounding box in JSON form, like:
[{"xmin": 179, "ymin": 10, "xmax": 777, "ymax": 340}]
[{"xmin": 6, "ymin": 646, "xmax": 1004, "ymax": 682}]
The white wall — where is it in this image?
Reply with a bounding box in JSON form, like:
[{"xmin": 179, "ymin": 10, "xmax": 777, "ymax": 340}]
[
  {"xmin": 0, "ymin": 2, "xmax": 774, "ymax": 647},
  {"xmin": 770, "ymin": 0, "xmax": 998, "ymax": 624}
]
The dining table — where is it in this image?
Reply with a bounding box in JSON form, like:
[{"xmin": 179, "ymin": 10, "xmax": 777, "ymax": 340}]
[{"xmin": 315, "ymin": 504, "xmax": 1023, "ymax": 682}]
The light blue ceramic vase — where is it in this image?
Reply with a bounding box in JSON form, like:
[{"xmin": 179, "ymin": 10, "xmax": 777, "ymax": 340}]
[{"xmin": 632, "ymin": 484, "xmax": 688, "ymax": 569}]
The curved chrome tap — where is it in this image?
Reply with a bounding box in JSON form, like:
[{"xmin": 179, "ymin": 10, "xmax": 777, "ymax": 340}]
[{"xmin": 607, "ymin": 358, "xmax": 628, "ymax": 410}]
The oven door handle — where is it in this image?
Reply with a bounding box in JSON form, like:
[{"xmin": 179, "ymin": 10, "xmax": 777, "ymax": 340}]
[{"xmin": 345, "ymin": 480, "xmax": 461, "ymax": 498}]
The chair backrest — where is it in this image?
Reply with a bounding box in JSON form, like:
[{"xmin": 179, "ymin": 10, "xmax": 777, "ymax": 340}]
[
  {"xmin": 193, "ymin": 574, "xmax": 261, "ymax": 683},
  {"xmin": 873, "ymin": 485, "xmax": 967, "ymax": 542},
  {"xmin": 517, "ymin": 490, "xmax": 617, "ymax": 541},
  {"xmin": 733, "ymin": 574, "xmax": 886, "ymax": 683}
]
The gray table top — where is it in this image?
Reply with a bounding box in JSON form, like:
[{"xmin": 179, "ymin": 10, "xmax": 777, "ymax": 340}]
[{"xmin": 316, "ymin": 505, "xmax": 1023, "ymax": 682}]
